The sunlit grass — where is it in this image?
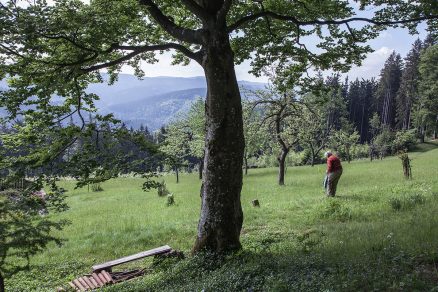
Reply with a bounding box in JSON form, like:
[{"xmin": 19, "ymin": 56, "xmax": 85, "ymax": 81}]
[{"xmin": 7, "ymin": 142, "xmax": 438, "ymax": 291}]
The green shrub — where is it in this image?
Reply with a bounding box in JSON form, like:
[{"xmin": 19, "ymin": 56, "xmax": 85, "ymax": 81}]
[
  {"xmin": 157, "ymin": 180, "xmax": 170, "ymax": 197},
  {"xmin": 316, "ymin": 199, "xmax": 352, "ymax": 222},
  {"xmin": 350, "ymin": 143, "xmax": 370, "ymax": 160},
  {"xmin": 91, "ymin": 183, "xmax": 103, "ymax": 192},
  {"xmin": 393, "ymin": 130, "xmax": 417, "ymax": 152},
  {"xmin": 389, "ymin": 197, "xmax": 402, "ymax": 211},
  {"xmin": 167, "ymin": 194, "xmax": 175, "ymax": 206},
  {"xmin": 287, "ymin": 150, "xmax": 306, "ymax": 166},
  {"xmin": 374, "ymin": 127, "xmax": 395, "ymax": 158},
  {"xmin": 389, "ymin": 193, "xmax": 426, "ymax": 211},
  {"xmin": 389, "ymin": 183, "xmax": 430, "ymax": 211},
  {"xmin": 252, "ymin": 154, "xmax": 277, "ymax": 168}
]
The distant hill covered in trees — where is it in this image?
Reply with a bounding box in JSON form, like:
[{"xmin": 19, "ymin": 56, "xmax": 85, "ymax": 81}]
[
  {"xmin": 0, "ymin": 75, "xmax": 265, "ymax": 130},
  {"xmin": 88, "ymin": 75, "xmax": 266, "ymax": 130}
]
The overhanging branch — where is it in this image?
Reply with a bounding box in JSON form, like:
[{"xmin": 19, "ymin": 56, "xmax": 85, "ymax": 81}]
[
  {"xmin": 227, "ymin": 11, "xmax": 438, "ymax": 33},
  {"xmin": 81, "ymin": 43, "xmax": 201, "ymax": 73}
]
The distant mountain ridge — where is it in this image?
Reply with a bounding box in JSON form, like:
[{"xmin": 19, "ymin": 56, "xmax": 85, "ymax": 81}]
[
  {"xmin": 108, "ymin": 87, "xmax": 207, "ymax": 130},
  {"xmin": 1, "ymin": 74, "xmax": 266, "ymax": 130},
  {"xmin": 90, "ymin": 74, "xmax": 266, "ymax": 130}
]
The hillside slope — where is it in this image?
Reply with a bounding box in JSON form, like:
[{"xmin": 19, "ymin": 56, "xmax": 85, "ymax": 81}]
[{"xmin": 7, "ymin": 143, "xmax": 438, "ymax": 291}]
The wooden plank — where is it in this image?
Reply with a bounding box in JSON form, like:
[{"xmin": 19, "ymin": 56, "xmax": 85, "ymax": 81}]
[
  {"xmin": 83, "ymin": 277, "xmax": 95, "ymax": 289},
  {"xmin": 89, "ymin": 276, "xmax": 100, "ymax": 288},
  {"xmin": 98, "ymin": 273, "xmax": 108, "ymax": 285},
  {"xmin": 92, "ymin": 273, "xmax": 104, "ymax": 287},
  {"xmin": 92, "ymin": 245, "xmax": 172, "ymax": 272},
  {"xmin": 101, "ymin": 270, "xmax": 113, "ymax": 283},
  {"xmin": 68, "ymin": 282, "xmax": 77, "ymax": 291},
  {"xmin": 97, "ymin": 273, "xmax": 108, "ymax": 284},
  {"xmin": 72, "ymin": 279, "xmax": 86, "ymax": 291},
  {"xmin": 78, "ymin": 277, "xmax": 90, "ymax": 290}
]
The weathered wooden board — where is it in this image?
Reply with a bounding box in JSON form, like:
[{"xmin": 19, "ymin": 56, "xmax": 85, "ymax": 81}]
[
  {"xmin": 69, "ymin": 246, "xmax": 173, "ymax": 290},
  {"xmin": 72, "ymin": 279, "xmax": 85, "ymax": 291},
  {"xmin": 92, "ymin": 273, "xmax": 104, "ymax": 286},
  {"xmin": 92, "ymin": 245, "xmax": 171, "ymax": 272},
  {"xmin": 101, "ymin": 270, "xmax": 113, "ymax": 283}
]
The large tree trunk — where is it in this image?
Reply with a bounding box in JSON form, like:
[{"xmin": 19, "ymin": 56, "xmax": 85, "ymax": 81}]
[
  {"xmin": 193, "ymin": 30, "xmax": 244, "ymax": 253},
  {"xmin": 278, "ymin": 148, "xmax": 289, "ymax": 185}
]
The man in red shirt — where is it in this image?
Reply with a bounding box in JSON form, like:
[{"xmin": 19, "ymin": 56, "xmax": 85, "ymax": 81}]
[{"xmin": 325, "ymin": 151, "xmax": 343, "ymax": 197}]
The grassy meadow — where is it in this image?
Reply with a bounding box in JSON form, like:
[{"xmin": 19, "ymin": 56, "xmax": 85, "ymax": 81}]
[{"xmin": 7, "ymin": 142, "xmax": 438, "ymax": 291}]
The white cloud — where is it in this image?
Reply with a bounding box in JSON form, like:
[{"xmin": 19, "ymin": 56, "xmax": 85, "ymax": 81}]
[{"xmin": 347, "ymin": 46, "xmax": 394, "ymax": 80}]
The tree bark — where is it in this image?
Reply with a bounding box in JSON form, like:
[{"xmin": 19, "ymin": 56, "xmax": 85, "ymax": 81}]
[
  {"xmin": 278, "ymin": 148, "xmax": 289, "ymax": 185},
  {"xmin": 244, "ymin": 156, "xmax": 248, "ymax": 175},
  {"xmin": 193, "ymin": 29, "xmax": 244, "ymax": 253},
  {"xmin": 198, "ymin": 157, "xmax": 203, "ymax": 180},
  {"xmin": 419, "ymin": 127, "xmax": 425, "ymax": 143},
  {"xmin": 175, "ymin": 166, "xmax": 179, "ymax": 183}
]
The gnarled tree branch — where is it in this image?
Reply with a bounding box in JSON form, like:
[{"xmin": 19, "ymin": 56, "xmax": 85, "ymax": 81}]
[
  {"xmin": 81, "ymin": 43, "xmax": 201, "ymax": 73},
  {"xmin": 180, "ymin": 0, "xmax": 210, "ymax": 21},
  {"xmin": 139, "ymin": 0, "xmax": 203, "ymax": 44},
  {"xmin": 228, "ymin": 11, "xmax": 438, "ymax": 32}
]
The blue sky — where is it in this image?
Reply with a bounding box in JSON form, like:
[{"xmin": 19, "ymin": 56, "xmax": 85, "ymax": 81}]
[{"xmin": 126, "ymin": 25, "xmax": 428, "ymax": 83}]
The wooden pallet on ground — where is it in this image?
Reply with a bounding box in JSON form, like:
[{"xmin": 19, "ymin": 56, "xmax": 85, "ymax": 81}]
[{"xmin": 66, "ymin": 245, "xmax": 173, "ymax": 291}]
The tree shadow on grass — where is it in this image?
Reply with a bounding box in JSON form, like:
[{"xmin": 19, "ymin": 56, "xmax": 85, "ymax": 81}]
[
  {"xmin": 243, "ymin": 169, "xmax": 277, "ymax": 178},
  {"xmin": 19, "ymin": 225, "xmax": 438, "ymax": 292},
  {"xmin": 410, "ymin": 141, "xmax": 438, "ymax": 153},
  {"xmin": 107, "ymin": 243, "xmax": 438, "ymax": 292}
]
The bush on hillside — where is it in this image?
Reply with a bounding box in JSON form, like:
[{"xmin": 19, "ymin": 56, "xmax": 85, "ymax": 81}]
[
  {"xmin": 315, "ymin": 199, "xmax": 352, "ymax": 222},
  {"xmin": 389, "ymin": 193, "xmax": 425, "ymax": 211},
  {"xmin": 373, "ymin": 128, "xmax": 395, "ymax": 158},
  {"xmin": 389, "ymin": 183, "xmax": 430, "ymax": 211},
  {"xmin": 91, "ymin": 183, "xmax": 103, "ymax": 192},
  {"xmin": 166, "ymin": 194, "xmax": 175, "ymax": 206},
  {"xmin": 393, "ymin": 130, "xmax": 417, "ymax": 152},
  {"xmin": 157, "ymin": 180, "xmax": 170, "ymax": 197},
  {"xmin": 350, "ymin": 144, "xmax": 370, "ymax": 160}
]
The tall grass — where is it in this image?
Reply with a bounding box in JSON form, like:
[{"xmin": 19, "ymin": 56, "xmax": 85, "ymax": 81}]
[{"xmin": 7, "ymin": 142, "xmax": 438, "ymax": 291}]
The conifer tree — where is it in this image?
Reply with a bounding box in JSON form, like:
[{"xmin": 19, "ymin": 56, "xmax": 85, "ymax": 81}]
[
  {"xmin": 416, "ymin": 44, "xmax": 438, "ymax": 140},
  {"xmin": 376, "ymin": 52, "xmax": 403, "ymax": 128},
  {"xmin": 396, "ymin": 39, "xmax": 423, "ymax": 130}
]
